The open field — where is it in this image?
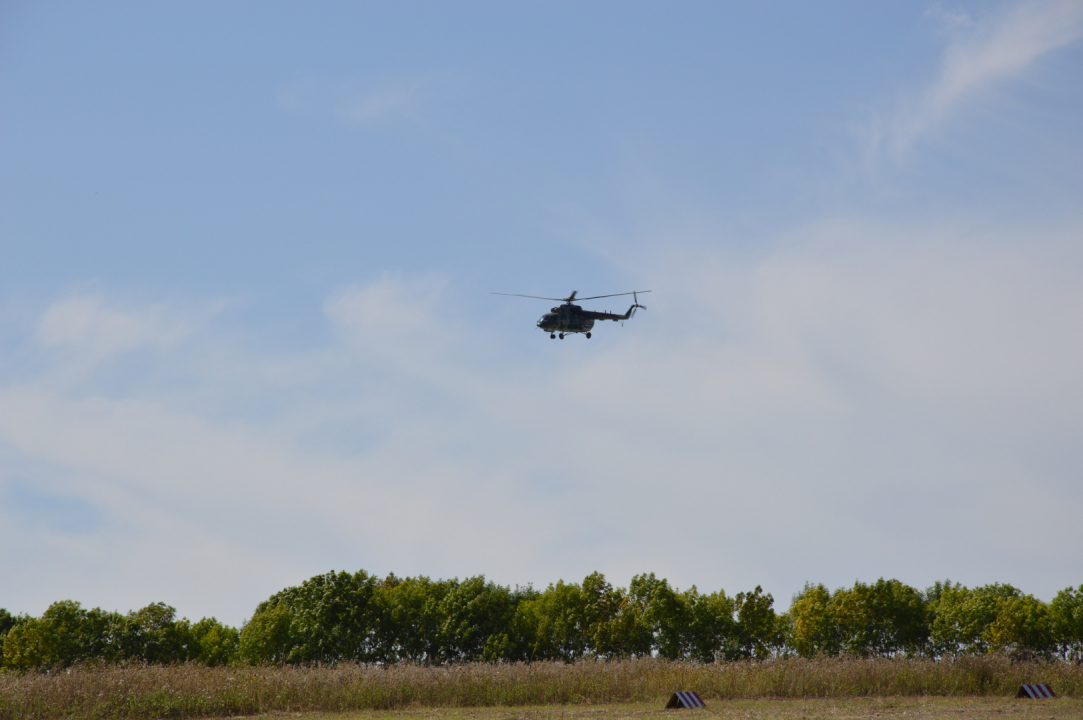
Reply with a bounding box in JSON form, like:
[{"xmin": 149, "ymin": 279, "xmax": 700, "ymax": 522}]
[
  {"xmin": 2, "ymin": 658, "xmax": 1080, "ymax": 720},
  {"xmin": 290, "ymin": 698, "xmax": 1083, "ymax": 720}
]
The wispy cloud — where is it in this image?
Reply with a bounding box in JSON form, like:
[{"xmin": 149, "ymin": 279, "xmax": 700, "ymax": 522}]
[
  {"xmin": 326, "ymin": 275, "xmax": 448, "ymax": 347},
  {"xmin": 38, "ymin": 296, "xmax": 193, "ymax": 359},
  {"xmin": 338, "ymin": 85, "xmax": 423, "ymax": 125},
  {"xmin": 866, "ymin": 0, "xmax": 1083, "ymax": 162},
  {"xmin": 3, "ymin": 215, "xmax": 1083, "ymax": 622},
  {"xmin": 276, "ymin": 76, "xmax": 442, "ymax": 129}
]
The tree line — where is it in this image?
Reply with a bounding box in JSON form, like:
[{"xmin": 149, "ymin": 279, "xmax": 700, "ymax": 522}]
[{"xmin": 2, "ymin": 571, "xmax": 1081, "ymax": 670}]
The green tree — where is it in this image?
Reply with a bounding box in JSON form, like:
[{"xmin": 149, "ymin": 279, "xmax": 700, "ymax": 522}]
[
  {"xmin": 286, "ymin": 570, "xmax": 380, "ymax": 663},
  {"xmin": 373, "ymin": 574, "xmax": 452, "ymax": 663},
  {"xmin": 927, "ymin": 580, "xmax": 977, "ymax": 655},
  {"xmin": 190, "ymin": 617, "xmax": 239, "ymax": 665},
  {"xmin": 927, "ymin": 582, "xmax": 1052, "ymax": 657},
  {"xmin": 0, "ymin": 609, "xmax": 14, "ymax": 636},
  {"xmin": 788, "ymin": 584, "xmax": 839, "ymax": 656},
  {"xmin": 0, "ymin": 609, "xmax": 18, "ymax": 665},
  {"xmin": 517, "ymin": 579, "xmax": 588, "ymax": 661},
  {"xmin": 626, "ymin": 573, "xmax": 688, "ymax": 659},
  {"xmin": 239, "ymin": 569, "xmax": 383, "ymax": 664},
  {"xmin": 731, "ymin": 586, "xmax": 779, "ymax": 659},
  {"xmin": 238, "ymin": 600, "xmax": 297, "ymax": 664},
  {"xmin": 0, "ymin": 601, "xmax": 125, "ymax": 669},
  {"xmin": 436, "ymin": 576, "xmax": 516, "ymax": 662},
  {"xmin": 1051, "ymin": 584, "xmax": 1083, "ymax": 662},
  {"xmin": 774, "ymin": 612, "xmax": 796, "ymax": 656},
  {"xmin": 983, "ymin": 593, "xmax": 1055, "ymax": 658},
  {"xmin": 832, "ymin": 579, "xmax": 929, "ymax": 657},
  {"xmin": 1, "ymin": 617, "xmax": 45, "ymax": 670},
  {"xmin": 580, "ymin": 572, "xmax": 627, "ymax": 658},
  {"xmin": 683, "ymin": 588, "xmax": 737, "ymax": 662},
  {"xmin": 41, "ymin": 600, "xmax": 104, "ymax": 666},
  {"xmin": 582, "ymin": 577, "xmax": 647, "ymax": 659},
  {"xmin": 488, "ymin": 584, "xmax": 542, "ymax": 662},
  {"xmin": 115, "ymin": 602, "xmax": 193, "ymax": 663}
]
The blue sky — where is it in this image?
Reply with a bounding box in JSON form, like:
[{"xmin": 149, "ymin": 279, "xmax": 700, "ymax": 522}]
[{"xmin": 2, "ymin": 1, "xmax": 1082, "ymax": 626}]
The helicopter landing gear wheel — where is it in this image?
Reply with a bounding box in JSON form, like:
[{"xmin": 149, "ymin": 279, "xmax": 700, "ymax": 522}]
[
  {"xmin": 586, "ymin": 332, "xmax": 591, "ymax": 338},
  {"xmin": 550, "ymin": 333, "xmax": 556, "ymax": 339},
  {"xmin": 559, "ymin": 333, "xmax": 564, "ymax": 339}
]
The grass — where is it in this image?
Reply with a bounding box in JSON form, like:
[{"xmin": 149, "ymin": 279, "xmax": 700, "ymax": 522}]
[
  {"xmin": 1, "ymin": 657, "xmax": 1081, "ymax": 720},
  {"xmin": 307, "ymin": 698, "xmax": 1083, "ymax": 720}
]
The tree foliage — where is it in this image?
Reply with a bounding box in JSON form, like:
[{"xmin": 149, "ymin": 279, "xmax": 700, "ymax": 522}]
[
  {"xmin": 1051, "ymin": 584, "xmax": 1083, "ymax": 662},
  {"xmin": 4, "ymin": 573, "xmax": 1081, "ymax": 670},
  {"xmin": 0, "ymin": 601, "xmax": 237, "ymax": 670}
]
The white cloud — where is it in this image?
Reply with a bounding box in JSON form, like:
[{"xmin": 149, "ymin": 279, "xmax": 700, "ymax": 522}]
[
  {"xmin": 276, "ymin": 76, "xmax": 439, "ymax": 129},
  {"xmin": 38, "ymin": 296, "xmax": 192, "ymax": 359},
  {"xmin": 3, "ymin": 222, "xmax": 1083, "ymax": 624},
  {"xmin": 325, "ymin": 274, "xmax": 447, "ymax": 346},
  {"xmin": 925, "ymin": 5, "xmax": 975, "ymax": 35},
  {"xmin": 868, "ymin": 0, "xmax": 1083, "ymax": 161},
  {"xmin": 339, "ymin": 85, "xmax": 422, "ymax": 124}
]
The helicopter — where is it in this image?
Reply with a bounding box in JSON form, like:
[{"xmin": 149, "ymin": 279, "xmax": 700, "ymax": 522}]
[{"xmin": 492, "ymin": 290, "xmax": 650, "ymax": 339}]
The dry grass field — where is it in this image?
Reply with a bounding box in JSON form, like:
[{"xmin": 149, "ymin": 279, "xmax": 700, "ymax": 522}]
[
  {"xmin": 298, "ymin": 698, "xmax": 1083, "ymax": 720},
  {"xmin": 1, "ymin": 658, "xmax": 1080, "ymax": 720}
]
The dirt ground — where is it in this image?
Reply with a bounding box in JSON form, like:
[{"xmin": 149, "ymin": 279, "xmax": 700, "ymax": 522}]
[{"xmin": 262, "ymin": 698, "xmax": 1083, "ymax": 720}]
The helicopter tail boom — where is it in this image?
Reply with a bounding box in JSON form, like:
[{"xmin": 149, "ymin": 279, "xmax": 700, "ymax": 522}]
[{"xmin": 585, "ymin": 296, "xmax": 647, "ymax": 322}]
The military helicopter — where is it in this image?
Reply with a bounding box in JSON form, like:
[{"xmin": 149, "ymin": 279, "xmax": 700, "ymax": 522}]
[{"xmin": 492, "ymin": 290, "xmax": 650, "ymax": 339}]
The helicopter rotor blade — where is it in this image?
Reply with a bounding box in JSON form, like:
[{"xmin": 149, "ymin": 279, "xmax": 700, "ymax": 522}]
[
  {"xmin": 491, "ymin": 289, "xmax": 652, "ymax": 305},
  {"xmin": 576, "ymin": 290, "xmax": 649, "ymax": 300},
  {"xmin": 490, "ymin": 292, "xmax": 567, "ymax": 301}
]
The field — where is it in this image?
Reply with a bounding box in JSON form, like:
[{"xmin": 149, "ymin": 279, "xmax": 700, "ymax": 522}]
[
  {"xmin": 300, "ymin": 698, "xmax": 1083, "ymax": 720},
  {"xmin": 1, "ymin": 657, "xmax": 1080, "ymax": 720}
]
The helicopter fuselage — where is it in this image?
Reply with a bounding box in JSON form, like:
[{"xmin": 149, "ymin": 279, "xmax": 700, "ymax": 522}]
[
  {"xmin": 536, "ymin": 304, "xmax": 636, "ymax": 335},
  {"xmin": 491, "ymin": 289, "xmax": 648, "ymax": 340}
]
